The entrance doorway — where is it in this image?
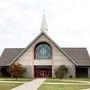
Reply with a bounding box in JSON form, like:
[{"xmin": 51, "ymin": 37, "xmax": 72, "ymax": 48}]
[{"xmin": 34, "ymin": 66, "xmax": 52, "ymax": 78}]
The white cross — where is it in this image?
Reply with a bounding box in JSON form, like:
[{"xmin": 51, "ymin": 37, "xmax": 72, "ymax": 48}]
[{"xmin": 40, "ymin": 48, "xmax": 47, "ymax": 58}]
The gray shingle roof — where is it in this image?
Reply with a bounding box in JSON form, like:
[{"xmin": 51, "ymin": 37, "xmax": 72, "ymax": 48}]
[
  {"xmin": 0, "ymin": 48, "xmax": 24, "ymax": 66},
  {"xmin": 0, "ymin": 48, "xmax": 90, "ymax": 66},
  {"xmin": 62, "ymin": 48, "xmax": 90, "ymax": 66}
]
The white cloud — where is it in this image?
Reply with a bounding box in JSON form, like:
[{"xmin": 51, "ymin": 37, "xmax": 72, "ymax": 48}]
[{"xmin": 0, "ymin": 0, "xmax": 90, "ymax": 55}]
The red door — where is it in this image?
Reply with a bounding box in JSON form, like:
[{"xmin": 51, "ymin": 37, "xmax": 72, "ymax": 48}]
[
  {"xmin": 40, "ymin": 71, "xmax": 47, "ymax": 77},
  {"xmin": 35, "ymin": 69, "xmax": 51, "ymax": 77}
]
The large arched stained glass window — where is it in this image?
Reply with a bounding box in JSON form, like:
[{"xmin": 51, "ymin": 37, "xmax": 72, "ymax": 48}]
[{"xmin": 35, "ymin": 43, "xmax": 52, "ymax": 59}]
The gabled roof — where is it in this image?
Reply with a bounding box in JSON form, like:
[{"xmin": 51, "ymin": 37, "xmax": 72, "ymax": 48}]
[
  {"xmin": 0, "ymin": 32, "xmax": 90, "ymax": 66},
  {"xmin": 0, "ymin": 48, "xmax": 90, "ymax": 66},
  {"xmin": 9, "ymin": 31, "xmax": 78, "ymax": 65},
  {"xmin": 62, "ymin": 48, "xmax": 90, "ymax": 66},
  {"xmin": 0, "ymin": 48, "xmax": 24, "ymax": 66}
]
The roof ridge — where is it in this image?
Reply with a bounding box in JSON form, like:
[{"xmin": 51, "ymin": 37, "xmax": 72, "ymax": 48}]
[{"xmin": 9, "ymin": 32, "xmax": 78, "ymax": 65}]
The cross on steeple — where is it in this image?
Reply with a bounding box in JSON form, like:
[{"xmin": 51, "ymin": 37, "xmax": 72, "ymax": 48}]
[{"xmin": 40, "ymin": 14, "xmax": 48, "ymax": 32}]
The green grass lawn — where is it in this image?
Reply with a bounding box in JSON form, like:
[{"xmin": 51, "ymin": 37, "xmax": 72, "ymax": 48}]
[
  {"xmin": 72, "ymin": 78, "xmax": 90, "ymax": 81},
  {"xmin": 38, "ymin": 84, "xmax": 90, "ymax": 90},
  {"xmin": 38, "ymin": 78, "xmax": 90, "ymax": 90},
  {"xmin": 0, "ymin": 78, "xmax": 33, "ymax": 90},
  {"xmin": 0, "ymin": 83, "xmax": 22, "ymax": 90},
  {"xmin": 48, "ymin": 78, "xmax": 90, "ymax": 81}
]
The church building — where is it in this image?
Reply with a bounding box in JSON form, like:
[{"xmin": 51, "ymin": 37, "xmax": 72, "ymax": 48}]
[{"xmin": 0, "ymin": 15, "xmax": 90, "ymax": 78}]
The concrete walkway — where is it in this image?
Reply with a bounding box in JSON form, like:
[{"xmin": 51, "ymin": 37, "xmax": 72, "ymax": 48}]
[
  {"xmin": 0, "ymin": 81, "xmax": 26, "ymax": 83},
  {"xmin": 11, "ymin": 78, "xmax": 46, "ymax": 90}
]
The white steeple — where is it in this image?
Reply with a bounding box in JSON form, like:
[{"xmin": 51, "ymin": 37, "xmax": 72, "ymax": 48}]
[{"xmin": 40, "ymin": 14, "xmax": 48, "ymax": 32}]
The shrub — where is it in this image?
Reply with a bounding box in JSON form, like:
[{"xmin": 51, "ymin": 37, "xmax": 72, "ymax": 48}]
[
  {"xmin": 55, "ymin": 65, "xmax": 68, "ymax": 79},
  {"xmin": 69, "ymin": 75, "xmax": 72, "ymax": 78},
  {"xmin": 7, "ymin": 63, "xmax": 26, "ymax": 80}
]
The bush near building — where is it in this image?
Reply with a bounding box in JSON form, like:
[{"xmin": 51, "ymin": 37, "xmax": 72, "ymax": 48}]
[
  {"xmin": 7, "ymin": 63, "xmax": 26, "ymax": 80},
  {"xmin": 55, "ymin": 65, "xmax": 68, "ymax": 79}
]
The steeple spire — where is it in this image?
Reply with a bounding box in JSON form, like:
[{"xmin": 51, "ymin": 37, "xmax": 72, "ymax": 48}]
[{"xmin": 40, "ymin": 14, "xmax": 48, "ymax": 32}]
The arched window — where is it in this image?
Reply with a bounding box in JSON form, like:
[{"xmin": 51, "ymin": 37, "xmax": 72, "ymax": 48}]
[{"xmin": 35, "ymin": 43, "xmax": 52, "ymax": 59}]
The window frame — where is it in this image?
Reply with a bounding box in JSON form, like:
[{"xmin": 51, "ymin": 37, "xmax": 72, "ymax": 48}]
[{"xmin": 34, "ymin": 42, "xmax": 52, "ymax": 60}]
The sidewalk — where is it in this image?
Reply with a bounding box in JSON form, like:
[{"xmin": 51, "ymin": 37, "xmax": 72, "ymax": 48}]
[{"xmin": 11, "ymin": 78, "xmax": 46, "ymax": 90}]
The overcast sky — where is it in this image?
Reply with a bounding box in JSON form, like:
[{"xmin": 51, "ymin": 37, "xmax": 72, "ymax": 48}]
[{"xmin": 0, "ymin": 0, "xmax": 90, "ymax": 55}]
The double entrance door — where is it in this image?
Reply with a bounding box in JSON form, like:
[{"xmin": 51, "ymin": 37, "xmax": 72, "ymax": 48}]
[
  {"xmin": 34, "ymin": 66, "xmax": 52, "ymax": 78},
  {"xmin": 36, "ymin": 70, "xmax": 49, "ymax": 77}
]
